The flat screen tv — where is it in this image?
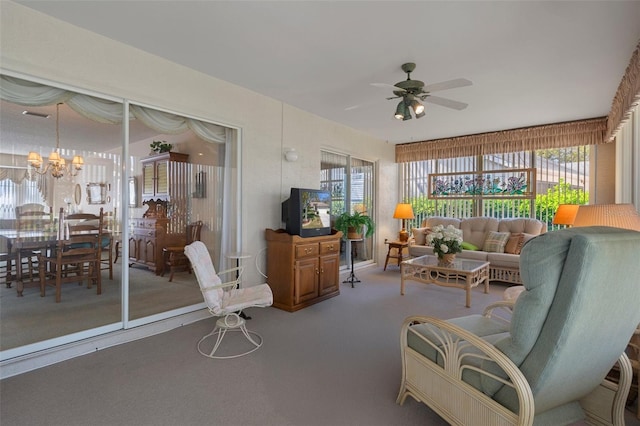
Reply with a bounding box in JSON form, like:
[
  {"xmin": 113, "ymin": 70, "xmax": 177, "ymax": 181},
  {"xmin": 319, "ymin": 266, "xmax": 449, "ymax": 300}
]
[{"xmin": 282, "ymin": 188, "xmax": 332, "ymax": 237}]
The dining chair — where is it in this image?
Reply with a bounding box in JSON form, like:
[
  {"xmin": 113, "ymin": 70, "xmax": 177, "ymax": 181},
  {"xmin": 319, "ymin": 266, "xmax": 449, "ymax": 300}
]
[
  {"xmin": 39, "ymin": 208, "xmax": 104, "ymax": 303},
  {"xmin": 162, "ymin": 220, "xmax": 203, "ymax": 282},
  {"xmin": 100, "ymin": 210, "xmax": 115, "ymax": 280},
  {"xmin": 0, "ymin": 251, "xmax": 16, "ymax": 288},
  {"xmin": 15, "ymin": 205, "xmax": 53, "ymax": 284}
]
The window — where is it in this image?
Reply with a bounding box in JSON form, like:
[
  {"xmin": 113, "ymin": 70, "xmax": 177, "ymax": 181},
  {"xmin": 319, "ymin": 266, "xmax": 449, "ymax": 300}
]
[{"xmin": 401, "ymin": 146, "xmax": 589, "ymax": 231}]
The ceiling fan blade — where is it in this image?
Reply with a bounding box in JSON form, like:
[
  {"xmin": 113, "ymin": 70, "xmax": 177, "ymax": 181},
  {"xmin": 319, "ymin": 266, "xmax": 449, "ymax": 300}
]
[
  {"xmin": 371, "ymin": 82, "xmax": 406, "ymax": 93},
  {"xmin": 422, "ymin": 78, "xmax": 472, "ymax": 93},
  {"xmin": 423, "ymin": 95, "xmax": 468, "ymax": 110}
]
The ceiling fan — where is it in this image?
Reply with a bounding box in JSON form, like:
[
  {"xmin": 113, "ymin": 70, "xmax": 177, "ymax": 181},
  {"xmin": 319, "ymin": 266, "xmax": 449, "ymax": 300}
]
[{"xmin": 371, "ymin": 62, "xmax": 472, "ymax": 121}]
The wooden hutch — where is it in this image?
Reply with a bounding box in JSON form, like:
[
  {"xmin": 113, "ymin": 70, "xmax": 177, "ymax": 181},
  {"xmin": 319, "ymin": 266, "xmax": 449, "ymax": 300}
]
[
  {"xmin": 265, "ymin": 228, "xmax": 342, "ymax": 312},
  {"xmin": 128, "ymin": 152, "xmax": 190, "ymax": 274}
]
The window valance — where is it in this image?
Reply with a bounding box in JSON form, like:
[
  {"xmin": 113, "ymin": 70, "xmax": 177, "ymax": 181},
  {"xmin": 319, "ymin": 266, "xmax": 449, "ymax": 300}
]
[
  {"xmin": 395, "ymin": 117, "xmax": 607, "ymax": 163},
  {"xmin": 0, "ymin": 75, "xmax": 227, "ymax": 144},
  {"xmin": 606, "ymin": 40, "xmax": 640, "ymax": 142}
]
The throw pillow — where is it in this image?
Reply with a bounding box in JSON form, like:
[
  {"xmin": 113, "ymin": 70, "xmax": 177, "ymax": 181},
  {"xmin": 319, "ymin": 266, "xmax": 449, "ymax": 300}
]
[
  {"xmin": 412, "ymin": 227, "xmax": 430, "ymax": 246},
  {"xmin": 483, "ymin": 231, "xmax": 510, "ymax": 253},
  {"xmin": 505, "ymin": 233, "xmax": 525, "ymax": 254},
  {"xmin": 461, "ymin": 241, "xmax": 480, "ymax": 251}
]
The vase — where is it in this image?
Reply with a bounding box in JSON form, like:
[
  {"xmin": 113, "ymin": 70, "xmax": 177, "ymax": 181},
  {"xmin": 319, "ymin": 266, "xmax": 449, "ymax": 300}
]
[{"xmin": 440, "ymin": 253, "xmax": 456, "ymax": 264}]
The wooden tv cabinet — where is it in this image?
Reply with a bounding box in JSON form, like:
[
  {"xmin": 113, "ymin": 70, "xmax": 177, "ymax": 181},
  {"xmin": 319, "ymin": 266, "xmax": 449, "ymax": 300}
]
[{"xmin": 265, "ymin": 228, "xmax": 342, "ymax": 312}]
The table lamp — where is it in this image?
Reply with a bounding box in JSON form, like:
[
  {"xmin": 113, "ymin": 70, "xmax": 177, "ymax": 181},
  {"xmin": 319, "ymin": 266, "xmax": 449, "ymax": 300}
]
[
  {"xmin": 572, "ymin": 203, "xmax": 640, "ymax": 231},
  {"xmin": 393, "ymin": 203, "xmax": 415, "ymax": 242},
  {"xmin": 551, "ymin": 204, "xmax": 579, "ymax": 227}
]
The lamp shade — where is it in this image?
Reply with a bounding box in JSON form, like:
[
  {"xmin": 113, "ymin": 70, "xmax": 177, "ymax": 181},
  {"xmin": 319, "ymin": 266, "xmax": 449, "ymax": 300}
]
[
  {"xmin": 552, "ymin": 204, "xmax": 579, "ymax": 226},
  {"xmin": 393, "ymin": 203, "xmax": 415, "ymax": 220},
  {"xmin": 573, "ymin": 203, "xmax": 640, "ymax": 231}
]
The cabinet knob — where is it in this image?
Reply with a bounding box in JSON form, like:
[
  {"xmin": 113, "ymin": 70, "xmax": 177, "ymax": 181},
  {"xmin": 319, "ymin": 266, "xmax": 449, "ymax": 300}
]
[{"xmin": 315, "ymin": 268, "xmax": 319, "ymax": 275}]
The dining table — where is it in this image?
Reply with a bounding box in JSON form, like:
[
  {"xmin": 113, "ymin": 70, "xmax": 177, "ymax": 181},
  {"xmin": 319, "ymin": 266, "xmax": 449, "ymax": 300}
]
[{"xmin": 0, "ymin": 229, "xmax": 59, "ymax": 297}]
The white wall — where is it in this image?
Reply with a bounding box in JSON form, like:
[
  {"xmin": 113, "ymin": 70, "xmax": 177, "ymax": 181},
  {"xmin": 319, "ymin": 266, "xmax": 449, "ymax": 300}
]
[{"xmin": 0, "ymin": 1, "xmax": 398, "ymax": 285}]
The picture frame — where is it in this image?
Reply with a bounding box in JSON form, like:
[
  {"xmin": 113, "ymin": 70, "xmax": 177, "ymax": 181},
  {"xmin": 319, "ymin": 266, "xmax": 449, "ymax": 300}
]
[{"xmin": 86, "ymin": 183, "xmax": 107, "ymax": 204}]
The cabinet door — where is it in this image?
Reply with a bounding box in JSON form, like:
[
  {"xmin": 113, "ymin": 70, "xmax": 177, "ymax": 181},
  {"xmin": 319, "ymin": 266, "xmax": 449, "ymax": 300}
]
[
  {"xmin": 318, "ymin": 254, "xmax": 339, "ymax": 296},
  {"xmin": 128, "ymin": 236, "xmax": 138, "ymax": 261},
  {"xmin": 155, "ymin": 160, "xmax": 169, "ymax": 196},
  {"xmin": 143, "ymin": 237, "xmax": 156, "ymax": 266},
  {"xmin": 142, "ymin": 162, "xmax": 155, "ymax": 196},
  {"xmin": 294, "ymin": 257, "xmax": 319, "ymax": 304}
]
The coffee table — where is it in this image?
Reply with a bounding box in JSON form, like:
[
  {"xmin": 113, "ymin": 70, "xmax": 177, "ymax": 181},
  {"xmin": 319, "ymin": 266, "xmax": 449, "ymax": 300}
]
[{"xmin": 400, "ymin": 255, "xmax": 490, "ymax": 308}]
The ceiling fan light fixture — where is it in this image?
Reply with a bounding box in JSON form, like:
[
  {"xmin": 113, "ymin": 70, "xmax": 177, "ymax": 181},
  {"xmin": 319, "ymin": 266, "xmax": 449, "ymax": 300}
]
[
  {"xmin": 413, "ymin": 101, "xmax": 425, "ymax": 115},
  {"xmin": 408, "ymin": 99, "xmax": 425, "ymax": 116},
  {"xmin": 394, "ymin": 101, "xmax": 405, "ymax": 120},
  {"xmin": 415, "ymin": 110, "xmax": 426, "ymax": 118}
]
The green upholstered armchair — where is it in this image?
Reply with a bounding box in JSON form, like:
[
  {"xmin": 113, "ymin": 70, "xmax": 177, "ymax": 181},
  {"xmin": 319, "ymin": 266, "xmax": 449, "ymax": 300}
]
[{"xmin": 397, "ymin": 226, "xmax": 640, "ymax": 425}]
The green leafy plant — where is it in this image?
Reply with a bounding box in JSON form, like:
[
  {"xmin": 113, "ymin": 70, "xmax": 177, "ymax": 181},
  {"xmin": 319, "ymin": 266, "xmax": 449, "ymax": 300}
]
[
  {"xmin": 150, "ymin": 140, "xmax": 173, "ymax": 153},
  {"xmin": 334, "ymin": 211, "xmax": 375, "ymax": 239}
]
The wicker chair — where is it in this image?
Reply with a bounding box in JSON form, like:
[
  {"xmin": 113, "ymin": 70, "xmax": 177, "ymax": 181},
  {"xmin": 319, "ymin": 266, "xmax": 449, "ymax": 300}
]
[
  {"xmin": 184, "ymin": 241, "xmax": 272, "ymax": 359},
  {"xmin": 398, "ymin": 227, "xmax": 640, "ymax": 425}
]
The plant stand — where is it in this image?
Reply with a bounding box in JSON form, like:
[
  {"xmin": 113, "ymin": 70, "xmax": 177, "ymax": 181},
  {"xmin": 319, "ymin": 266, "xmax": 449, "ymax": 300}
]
[{"xmin": 343, "ymin": 238, "xmax": 362, "ymax": 288}]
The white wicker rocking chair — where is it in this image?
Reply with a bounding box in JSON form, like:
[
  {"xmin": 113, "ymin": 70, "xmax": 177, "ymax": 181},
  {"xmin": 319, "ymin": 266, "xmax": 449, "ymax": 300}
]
[{"xmin": 184, "ymin": 241, "xmax": 273, "ymax": 359}]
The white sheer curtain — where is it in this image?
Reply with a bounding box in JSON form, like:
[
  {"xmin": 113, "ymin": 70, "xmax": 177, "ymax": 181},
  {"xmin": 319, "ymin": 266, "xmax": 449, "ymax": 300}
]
[{"xmin": 1, "ymin": 75, "xmax": 227, "ymax": 143}]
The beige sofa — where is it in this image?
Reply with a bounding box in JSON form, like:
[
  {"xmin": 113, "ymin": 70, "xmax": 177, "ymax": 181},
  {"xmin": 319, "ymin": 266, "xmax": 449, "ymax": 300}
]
[{"xmin": 408, "ymin": 216, "xmax": 547, "ymax": 284}]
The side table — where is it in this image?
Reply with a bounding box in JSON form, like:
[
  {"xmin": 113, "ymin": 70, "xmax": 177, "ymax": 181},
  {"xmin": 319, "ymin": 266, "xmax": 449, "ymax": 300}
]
[{"xmin": 384, "ymin": 240, "xmax": 409, "ymax": 271}]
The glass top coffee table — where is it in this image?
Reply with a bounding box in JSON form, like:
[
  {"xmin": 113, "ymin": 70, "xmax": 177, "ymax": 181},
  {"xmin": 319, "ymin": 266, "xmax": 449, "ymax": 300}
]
[{"xmin": 400, "ymin": 255, "xmax": 490, "ymax": 308}]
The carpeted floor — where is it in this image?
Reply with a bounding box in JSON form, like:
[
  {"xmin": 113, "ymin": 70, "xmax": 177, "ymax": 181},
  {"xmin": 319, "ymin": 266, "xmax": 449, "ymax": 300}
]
[{"xmin": 1, "ymin": 266, "xmax": 638, "ymax": 426}]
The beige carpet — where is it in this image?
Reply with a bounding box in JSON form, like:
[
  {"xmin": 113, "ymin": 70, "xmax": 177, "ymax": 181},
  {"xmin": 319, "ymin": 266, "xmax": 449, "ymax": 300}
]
[{"xmin": 1, "ymin": 266, "xmax": 638, "ymax": 426}]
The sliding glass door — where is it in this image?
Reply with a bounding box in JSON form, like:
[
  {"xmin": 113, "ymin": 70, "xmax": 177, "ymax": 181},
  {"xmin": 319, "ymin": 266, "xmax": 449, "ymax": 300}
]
[
  {"xmin": 0, "ymin": 74, "xmax": 238, "ymax": 359},
  {"xmin": 321, "ymin": 151, "xmax": 375, "ymax": 268}
]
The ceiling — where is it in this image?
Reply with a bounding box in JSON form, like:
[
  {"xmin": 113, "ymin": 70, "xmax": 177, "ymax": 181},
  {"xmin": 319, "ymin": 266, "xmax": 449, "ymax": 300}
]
[{"xmin": 9, "ymin": 1, "xmax": 640, "ymax": 145}]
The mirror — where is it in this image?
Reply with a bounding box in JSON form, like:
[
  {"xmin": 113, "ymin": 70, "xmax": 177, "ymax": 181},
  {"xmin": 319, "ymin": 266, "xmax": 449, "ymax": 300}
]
[
  {"xmin": 87, "ymin": 183, "xmax": 107, "ymax": 204},
  {"xmin": 74, "ymin": 183, "xmax": 82, "ymax": 205},
  {"xmin": 129, "ymin": 177, "xmax": 137, "ymax": 207}
]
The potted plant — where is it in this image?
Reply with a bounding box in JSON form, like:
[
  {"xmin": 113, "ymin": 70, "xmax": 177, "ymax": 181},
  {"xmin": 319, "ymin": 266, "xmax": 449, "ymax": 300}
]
[
  {"xmin": 426, "ymin": 224, "xmax": 463, "ymax": 263},
  {"xmin": 150, "ymin": 140, "xmax": 173, "ymax": 154},
  {"xmin": 334, "ymin": 211, "xmax": 375, "ymax": 239}
]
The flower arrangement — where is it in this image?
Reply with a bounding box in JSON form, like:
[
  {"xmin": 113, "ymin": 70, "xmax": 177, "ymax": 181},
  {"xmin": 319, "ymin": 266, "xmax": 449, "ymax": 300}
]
[{"xmin": 426, "ymin": 224, "xmax": 463, "ymax": 258}]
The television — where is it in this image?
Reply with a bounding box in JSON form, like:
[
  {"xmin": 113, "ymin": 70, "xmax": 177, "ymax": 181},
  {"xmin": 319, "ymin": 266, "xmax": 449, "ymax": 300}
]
[{"xmin": 282, "ymin": 188, "xmax": 332, "ymax": 237}]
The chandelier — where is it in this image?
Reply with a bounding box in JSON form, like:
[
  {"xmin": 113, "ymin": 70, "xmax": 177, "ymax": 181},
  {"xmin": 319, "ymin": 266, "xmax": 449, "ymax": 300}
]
[{"xmin": 27, "ymin": 103, "xmax": 84, "ymax": 179}]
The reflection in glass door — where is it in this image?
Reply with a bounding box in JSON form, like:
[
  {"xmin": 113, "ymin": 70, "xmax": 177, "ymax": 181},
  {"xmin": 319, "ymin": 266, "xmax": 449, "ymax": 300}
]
[
  {"xmin": 125, "ymin": 108, "xmax": 231, "ymax": 321},
  {"xmin": 0, "ymin": 93, "xmax": 123, "ymax": 352}
]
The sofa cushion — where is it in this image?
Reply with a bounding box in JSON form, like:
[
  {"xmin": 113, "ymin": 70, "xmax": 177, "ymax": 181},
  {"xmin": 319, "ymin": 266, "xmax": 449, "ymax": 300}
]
[
  {"xmin": 460, "ymin": 217, "xmax": 499, "ymax": 248},
  {"xmin": 458, "ymin": 250, "xmax": 489, "ymax": 262},
  {"xmin": 422, "ymin": 217, "xmax": 461, "ymax": 230},
  {"xmin": 483, "ymin": 231, "xmax": 510, "ymax": 253},
  {"xmin": 408, "ymin": 245, "xmax": 434, "ymax": 257},
  {"xmin": 412, "ymin": 227, "xmax": 430, "ymax": 246},
  {"xmin": 504, "ymin": 233, "xmax": 524, "ymax": 254},
  {"xmin": 461, "ymin": 241, "xmax": 480, "ymax": 251},
  {"xmin": 498, "ymin": 218, "xmax": 547, "ymax": 235},
  {"xmin": 486, "ymin": 252, "xmax": 520, "ymax": 269}
]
